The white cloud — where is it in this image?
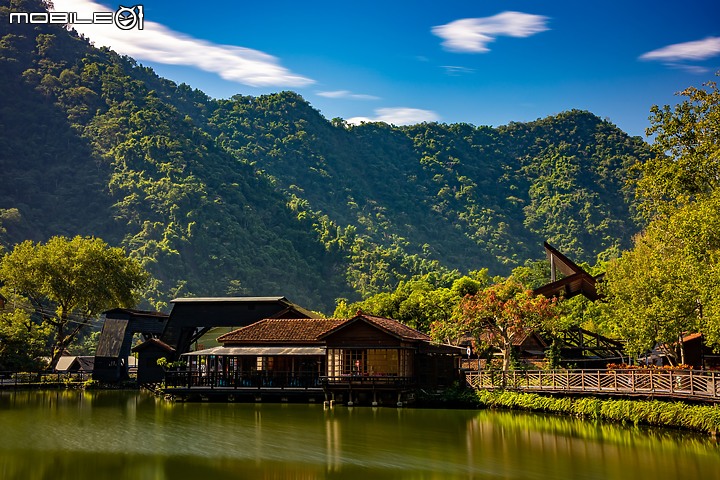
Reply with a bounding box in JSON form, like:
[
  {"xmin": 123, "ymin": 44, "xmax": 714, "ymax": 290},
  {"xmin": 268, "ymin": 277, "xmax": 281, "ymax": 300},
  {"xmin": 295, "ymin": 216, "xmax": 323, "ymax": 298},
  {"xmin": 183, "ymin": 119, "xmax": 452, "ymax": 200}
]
[
  {"xmin": 432, "ymin": 11, "xmax": 549, "ymax": 53},
  {"xmin": 52, "ymin": 0, "xmax": 314, "ymax": 87},
  {"xmin": 639, "ymin": 37, "xmax": 720, "ymax": 62},
  {"xmin": 317, "ymin": 90, "xmax": 380, "ymax": 100},
  {"xmin": 347, "ymin": 107, "xmax": 440, "ymax": 126}
]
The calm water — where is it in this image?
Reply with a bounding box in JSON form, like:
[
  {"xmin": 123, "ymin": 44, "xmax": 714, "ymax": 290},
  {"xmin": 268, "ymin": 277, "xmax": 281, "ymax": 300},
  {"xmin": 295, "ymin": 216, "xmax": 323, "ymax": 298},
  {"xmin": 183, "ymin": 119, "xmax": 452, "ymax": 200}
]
[{"xmin": 0, "ymin": 391, "xmax": 719, "ymax": 480}]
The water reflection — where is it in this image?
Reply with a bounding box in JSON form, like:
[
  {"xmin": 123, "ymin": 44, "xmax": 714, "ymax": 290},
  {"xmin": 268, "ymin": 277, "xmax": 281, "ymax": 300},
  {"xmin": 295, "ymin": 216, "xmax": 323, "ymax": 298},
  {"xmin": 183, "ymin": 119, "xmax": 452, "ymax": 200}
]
[{"xmin": 0, "ymin": 391, "xmax": 718, "ymax": 479}]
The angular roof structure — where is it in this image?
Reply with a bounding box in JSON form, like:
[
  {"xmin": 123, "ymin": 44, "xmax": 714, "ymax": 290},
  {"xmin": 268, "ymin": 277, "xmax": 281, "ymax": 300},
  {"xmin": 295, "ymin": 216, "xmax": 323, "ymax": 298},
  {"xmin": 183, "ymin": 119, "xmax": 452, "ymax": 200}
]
[{"xmin": 532, "ymin": 242, "xmax": 604, "ymax": 301}]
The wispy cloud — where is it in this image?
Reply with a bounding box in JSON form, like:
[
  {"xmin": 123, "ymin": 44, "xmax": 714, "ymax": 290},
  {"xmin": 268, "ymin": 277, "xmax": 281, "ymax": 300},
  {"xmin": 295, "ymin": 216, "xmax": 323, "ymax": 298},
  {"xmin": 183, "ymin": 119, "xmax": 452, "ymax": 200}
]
[
  {"xmin": 668, "ymin": 64, "xmax": 711, "ymax": 74},
  {"xmin": 317, "ymin": 90, "xmax": 380, "ymax": 100},
  {"xmin": 432, "ymin": 11, "xmax": 549, "ymax": 53},
  {"xmin": 347, "ymin": 107, "xmax": 440, "ymax": 126},
  {"xmin": 52, "ymin": 0, "xmax": 314, "ymax": 87},
  {"xmin": 442, "ymin": 65, "xmax": 475, "ymax": 76},
  {"xmin": 639, "ymin": 37, "xmax": 720, "ymax": 62}
]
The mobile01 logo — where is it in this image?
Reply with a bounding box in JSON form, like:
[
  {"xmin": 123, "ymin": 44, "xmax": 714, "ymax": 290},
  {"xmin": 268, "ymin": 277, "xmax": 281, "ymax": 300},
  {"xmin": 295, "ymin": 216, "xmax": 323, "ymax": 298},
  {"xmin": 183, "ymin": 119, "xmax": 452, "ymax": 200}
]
[{"xmin": 9, "ymin": 5, "xmax": 144, "ymax": 30}]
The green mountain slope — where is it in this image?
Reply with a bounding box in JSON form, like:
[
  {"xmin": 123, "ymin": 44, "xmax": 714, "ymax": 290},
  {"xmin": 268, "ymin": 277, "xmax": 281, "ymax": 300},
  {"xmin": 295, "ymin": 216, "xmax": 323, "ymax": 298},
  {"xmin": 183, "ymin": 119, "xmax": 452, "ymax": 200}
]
[{"xmin": 0, "ymin": 0, "xmax": 650, "ymax": 312}]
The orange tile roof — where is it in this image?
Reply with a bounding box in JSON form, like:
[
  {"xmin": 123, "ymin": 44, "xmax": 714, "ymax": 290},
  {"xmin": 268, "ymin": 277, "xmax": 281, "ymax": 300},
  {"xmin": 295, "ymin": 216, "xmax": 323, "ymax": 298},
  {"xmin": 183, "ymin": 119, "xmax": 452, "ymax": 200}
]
[
  {"xmin": 217, "ymin": 318, "xmax": 345, "ymax": 344},
  {"xmin": 353, "ymin": 314, "xmax": 431, "ymax": 341},
  {"xmin": 217, "ymin": 314, "xmax": 432, "ymax": 344}
]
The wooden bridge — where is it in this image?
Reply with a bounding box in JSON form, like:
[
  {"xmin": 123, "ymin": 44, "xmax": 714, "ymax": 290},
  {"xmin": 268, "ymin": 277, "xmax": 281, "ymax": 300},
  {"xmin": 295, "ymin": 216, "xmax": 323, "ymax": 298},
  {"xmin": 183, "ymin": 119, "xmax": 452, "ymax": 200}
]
[{"xmin": 465, "ymin": 369, "xmax": 720, "ymax": 403}]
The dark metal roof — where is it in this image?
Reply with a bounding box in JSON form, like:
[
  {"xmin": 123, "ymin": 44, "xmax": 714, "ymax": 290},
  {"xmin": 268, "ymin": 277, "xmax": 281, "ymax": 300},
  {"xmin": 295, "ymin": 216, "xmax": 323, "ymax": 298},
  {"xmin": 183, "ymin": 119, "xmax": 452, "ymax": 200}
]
[
  {"xmin": 95, "ymin": 318, "xmax": 130, "ymax": 357},
  {"xmin": 171, "ymin": 296, "xmax": 287, "ymax": 303},
  {"xmin": 161, "ymin": 296, "xmax": 319, "ymax": 356},
  {"xmin": 103, "ymin": 307, "xmax": 169, "ymax": 318}
]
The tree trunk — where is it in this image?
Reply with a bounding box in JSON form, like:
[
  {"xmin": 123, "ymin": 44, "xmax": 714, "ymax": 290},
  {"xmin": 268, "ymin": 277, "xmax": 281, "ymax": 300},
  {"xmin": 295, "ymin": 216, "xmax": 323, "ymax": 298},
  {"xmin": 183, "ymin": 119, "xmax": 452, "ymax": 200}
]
[
  {"xmin": 502, "ymin": 337, "xmax": 513, "ymax": 372},
  {"xmin": 48, "ymin": 320, "xmax": 70, "ymax": 371}
]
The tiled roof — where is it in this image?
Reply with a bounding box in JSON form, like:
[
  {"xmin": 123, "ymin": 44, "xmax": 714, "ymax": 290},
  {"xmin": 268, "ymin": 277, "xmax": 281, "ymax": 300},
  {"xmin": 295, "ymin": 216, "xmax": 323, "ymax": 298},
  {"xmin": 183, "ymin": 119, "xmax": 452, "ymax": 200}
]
[
  {"xmin": 217, "ymin": 314, "xmax": 433, "ymax": 344},
  {"xmin": 354, "ymin": 314, "xmax": 431, "ymax": 341},
  {"xmin": 218, "ymin": 318, "xmax": 345, "ymax": 344}
]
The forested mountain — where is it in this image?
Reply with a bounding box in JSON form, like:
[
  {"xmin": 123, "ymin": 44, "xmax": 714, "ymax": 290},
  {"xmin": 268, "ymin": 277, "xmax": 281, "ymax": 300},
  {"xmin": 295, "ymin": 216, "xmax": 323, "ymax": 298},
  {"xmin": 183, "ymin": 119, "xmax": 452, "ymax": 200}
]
[{"xmin": 0, "ymin": 0, "xmax": 650, "ymax": 313}]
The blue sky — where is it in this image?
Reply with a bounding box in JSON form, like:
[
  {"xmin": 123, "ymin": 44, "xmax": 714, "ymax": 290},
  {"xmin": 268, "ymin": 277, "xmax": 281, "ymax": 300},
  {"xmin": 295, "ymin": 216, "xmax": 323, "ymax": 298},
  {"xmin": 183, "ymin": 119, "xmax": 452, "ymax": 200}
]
[{"xmin": 52, "ymin": 0, "xmax": 720, "ymax": 137}]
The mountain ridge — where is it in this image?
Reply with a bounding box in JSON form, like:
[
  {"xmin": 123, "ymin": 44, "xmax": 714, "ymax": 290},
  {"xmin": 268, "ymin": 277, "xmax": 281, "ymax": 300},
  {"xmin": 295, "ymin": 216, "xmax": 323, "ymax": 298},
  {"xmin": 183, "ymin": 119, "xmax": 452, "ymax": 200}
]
[{"xmin": 0, "ymin": 1, "xmax": 650, "ymax": 312}]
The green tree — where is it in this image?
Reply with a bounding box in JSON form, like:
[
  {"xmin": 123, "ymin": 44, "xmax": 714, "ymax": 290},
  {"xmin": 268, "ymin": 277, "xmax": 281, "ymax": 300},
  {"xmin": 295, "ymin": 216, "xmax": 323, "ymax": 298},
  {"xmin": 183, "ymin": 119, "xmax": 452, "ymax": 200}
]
[
  {"xmin": 334, "ymin": 271, "xmax": 488, "ymax": 332},
  {"xmin": 634, "ymin": 75, "xmax": 720, "ymax": 219},
  {"xmin": 601, "ymin": 192, "xmax": 720, "ymax": 363},
  {"xmin": 602, "ymin": 74, "xmax": 720, "ymax": 363},
  {"xmin": 0, "ymin": 236, "xmax": 148, "ymax": 369},
  {"xmin": 0, "ymin": 290, "xmax": 52, "ymax": 371},
  {"xmin": 431, "ymin": 277, "xmax": 560, "ymax": 371}
]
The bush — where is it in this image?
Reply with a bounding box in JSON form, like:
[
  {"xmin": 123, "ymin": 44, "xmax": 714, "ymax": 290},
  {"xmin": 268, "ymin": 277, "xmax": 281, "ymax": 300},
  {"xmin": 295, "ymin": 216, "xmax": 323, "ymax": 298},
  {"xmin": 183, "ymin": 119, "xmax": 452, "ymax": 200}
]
[{"xmin": 474, "ymin": 390, "xmax": 720, "ymax": 435}]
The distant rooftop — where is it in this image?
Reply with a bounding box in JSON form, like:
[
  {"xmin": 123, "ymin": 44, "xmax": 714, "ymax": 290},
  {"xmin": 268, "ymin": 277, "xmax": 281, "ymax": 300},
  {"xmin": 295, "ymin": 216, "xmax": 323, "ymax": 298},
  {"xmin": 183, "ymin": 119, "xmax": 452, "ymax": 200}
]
[{"xmin": 171, "ymin": 296, "xmax": 288, "ymax": 303}]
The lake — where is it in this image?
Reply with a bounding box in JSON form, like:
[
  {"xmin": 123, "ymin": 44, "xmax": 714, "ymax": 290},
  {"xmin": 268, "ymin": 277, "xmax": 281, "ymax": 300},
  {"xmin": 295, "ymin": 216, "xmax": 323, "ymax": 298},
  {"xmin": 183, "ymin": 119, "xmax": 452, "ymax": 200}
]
[{"xmin": 0, "ymin": 390, "xmax": 718, "ymax": 479}]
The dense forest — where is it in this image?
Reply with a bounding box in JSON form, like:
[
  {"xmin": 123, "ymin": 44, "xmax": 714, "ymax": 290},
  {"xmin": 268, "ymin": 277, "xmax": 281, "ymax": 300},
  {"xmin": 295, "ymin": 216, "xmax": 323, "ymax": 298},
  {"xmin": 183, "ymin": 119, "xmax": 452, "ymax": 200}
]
[{"xmin": 0, "ymin": 0, "xmax": 650, "ymax": 313}]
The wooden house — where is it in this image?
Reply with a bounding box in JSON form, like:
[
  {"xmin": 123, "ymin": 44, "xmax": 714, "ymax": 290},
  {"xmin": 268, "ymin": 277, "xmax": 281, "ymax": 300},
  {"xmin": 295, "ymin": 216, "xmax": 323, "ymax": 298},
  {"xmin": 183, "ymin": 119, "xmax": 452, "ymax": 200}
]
[
  {"xmin": 172, "ymin": 313, "xmax": 463, "ymax": 405},
  {"xmin": 132, "ymin": 338, "xmax": 176, "ymax": 384}
]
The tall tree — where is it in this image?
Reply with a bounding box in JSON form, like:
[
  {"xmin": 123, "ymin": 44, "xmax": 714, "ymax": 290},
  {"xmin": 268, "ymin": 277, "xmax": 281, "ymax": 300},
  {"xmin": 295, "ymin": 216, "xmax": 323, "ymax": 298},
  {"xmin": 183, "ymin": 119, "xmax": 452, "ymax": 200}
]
[
  {"xmin": 603, "ymin": 74, "xmax": 720, "ymax": 362},
  {"xmin": 601, "ymin": 192, "xmax": 720, "ymax": 362},
  {"xmin": 0, "ymin": 236, "xmax": 148, "ymax": 369},
  {"xmin": 431, "ymin": 277, "xmax": 559, "ymax": 371},
  {"xmin": 633, "ymin": 76, "xmax": 720, "ymax": 219}
]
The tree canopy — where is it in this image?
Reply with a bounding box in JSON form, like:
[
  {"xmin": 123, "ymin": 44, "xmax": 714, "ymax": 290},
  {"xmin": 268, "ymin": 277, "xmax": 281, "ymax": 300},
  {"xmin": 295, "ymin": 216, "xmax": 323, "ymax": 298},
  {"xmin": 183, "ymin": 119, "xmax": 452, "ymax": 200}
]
[
  {"xmin": 430, "ymin": 277, "xmax": 560, "ymax": 371},
  {"xmin": 601, "ymin": 74, "xmax": 720, "ymax": 362},
  {"xmin": 0, "ymin": 236, "xmax": 148, "ymax": 368}
]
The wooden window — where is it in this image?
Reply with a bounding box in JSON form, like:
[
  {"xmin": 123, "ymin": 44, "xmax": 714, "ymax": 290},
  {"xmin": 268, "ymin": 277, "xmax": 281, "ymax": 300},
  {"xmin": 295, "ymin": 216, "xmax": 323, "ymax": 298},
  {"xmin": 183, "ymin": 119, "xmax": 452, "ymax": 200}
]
[{"xmin": 344, "ymin": 349, "xmax": 366, "ymax": 375}]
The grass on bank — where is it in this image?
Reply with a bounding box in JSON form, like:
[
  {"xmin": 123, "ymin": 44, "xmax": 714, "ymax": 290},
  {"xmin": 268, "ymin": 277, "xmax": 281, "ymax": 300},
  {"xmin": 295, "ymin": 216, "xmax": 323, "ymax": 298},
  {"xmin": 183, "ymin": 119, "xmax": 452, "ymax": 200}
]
[{"xmin": 421, "ymin": 386, "xmax": 720, "ymax": 435}]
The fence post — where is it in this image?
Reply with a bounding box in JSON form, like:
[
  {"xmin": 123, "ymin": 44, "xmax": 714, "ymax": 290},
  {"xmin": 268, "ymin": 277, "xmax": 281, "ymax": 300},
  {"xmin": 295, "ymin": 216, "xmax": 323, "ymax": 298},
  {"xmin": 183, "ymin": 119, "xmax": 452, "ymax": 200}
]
[
  {"xmin": 690, "ymin": 370, "xmax": 694, "ymax": 396},
  {"xmin": 669, "ymin": 371, "xmax": 674, "ymax": 394},
  {"xmin": 612, "ymin": 370, "xmax": 617, "ymax": 392}
]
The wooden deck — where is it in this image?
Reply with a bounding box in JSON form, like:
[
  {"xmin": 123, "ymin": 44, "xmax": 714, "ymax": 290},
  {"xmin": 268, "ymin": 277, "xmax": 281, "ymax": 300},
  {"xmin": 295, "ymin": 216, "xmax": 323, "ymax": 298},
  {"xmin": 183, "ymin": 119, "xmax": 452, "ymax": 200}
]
[
  {"xmin": 161, "ymin": 371, "xmax": 416, "ymax": 403},
  {"xmin": 465, "ymin": 369, "xmax": 720, "ymax": 403}
]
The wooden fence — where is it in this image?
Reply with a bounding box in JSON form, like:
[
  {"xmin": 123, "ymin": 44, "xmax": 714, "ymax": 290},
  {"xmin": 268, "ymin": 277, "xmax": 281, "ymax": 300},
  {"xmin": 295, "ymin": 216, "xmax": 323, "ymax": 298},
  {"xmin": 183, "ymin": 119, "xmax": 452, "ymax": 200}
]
[
  {"xmin": 465, "ymin": 369, "xmax": 720, "ymax": 402},
  {"xmin": 0, "ymin": 371, "xmax": 91, "ymax": 389}
]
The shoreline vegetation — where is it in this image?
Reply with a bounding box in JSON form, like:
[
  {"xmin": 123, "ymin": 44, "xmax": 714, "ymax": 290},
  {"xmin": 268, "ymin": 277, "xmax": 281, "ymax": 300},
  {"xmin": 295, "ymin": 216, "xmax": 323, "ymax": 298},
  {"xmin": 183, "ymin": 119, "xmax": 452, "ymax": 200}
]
[{"xmin": 419, "ymin": 386, "xmax": 720, "ymax": 436}]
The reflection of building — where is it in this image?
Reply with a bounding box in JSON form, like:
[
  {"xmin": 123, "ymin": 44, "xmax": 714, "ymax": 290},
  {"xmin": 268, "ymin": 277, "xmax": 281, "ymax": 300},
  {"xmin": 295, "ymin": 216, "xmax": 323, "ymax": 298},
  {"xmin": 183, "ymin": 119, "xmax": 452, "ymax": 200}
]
[{"xmin": 166, "ymin": 312, "xmax": 463, "ymax": 405}]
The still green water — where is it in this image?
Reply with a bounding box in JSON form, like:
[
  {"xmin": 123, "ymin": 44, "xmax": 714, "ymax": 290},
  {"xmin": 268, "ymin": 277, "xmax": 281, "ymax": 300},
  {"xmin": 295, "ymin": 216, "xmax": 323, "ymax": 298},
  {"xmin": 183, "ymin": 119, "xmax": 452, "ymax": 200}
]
[{"xmin": 0, "ymin": 390, "xmax": 718, "ymax": 480}]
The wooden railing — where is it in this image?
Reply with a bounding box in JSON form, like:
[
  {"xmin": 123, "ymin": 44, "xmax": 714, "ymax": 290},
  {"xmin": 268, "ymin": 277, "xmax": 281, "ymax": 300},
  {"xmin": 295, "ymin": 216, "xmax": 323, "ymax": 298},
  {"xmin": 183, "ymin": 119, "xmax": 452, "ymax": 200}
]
[
  {"xmin": 164, "ymin": 370, "xmax": 322, "ymax": 390},
  {"xmin": 465, "ymin": 369, "xmax": 720, "ymax": 402},
  {"xmin": 163, "ymin": 371, "xmax": 415, "ymax": 391},
  {"xmin": 320, "ymin": 375, "xmax": 414, "ymax": 388},
  {"xmin": 0, "ymin": 371, "xmax": 91, "ymax": 389}
]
